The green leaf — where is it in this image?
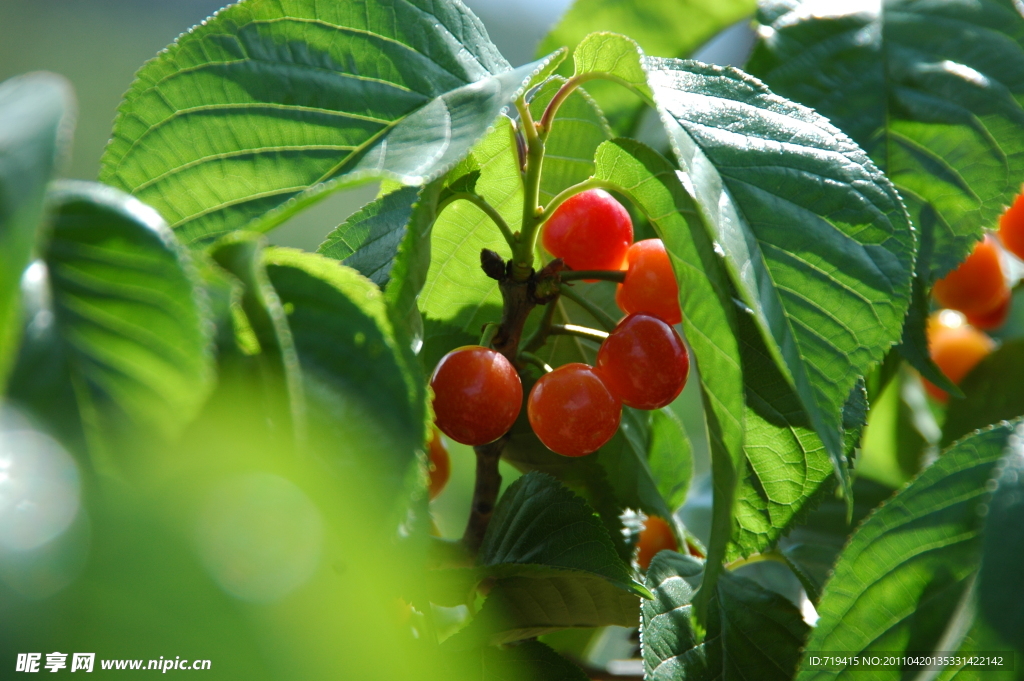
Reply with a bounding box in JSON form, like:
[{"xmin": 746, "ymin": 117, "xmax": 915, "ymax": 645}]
[
  {"xmin": 648, "ymin": 58, "xmax": 916, "ymax": 506},
  {"xmin": 537, "ymin": 0, "xmax": 757, "ymax": 133},
  {"xmin": 731, "ymin": 304, "xmax": 868, "ymax": 559},
  {"xmin": 7, "ymin": 181, "xmax": 213, "ymax": 468},
  {"xmin": 572, "ymin": 33, "xmax": 653, "ymax": 100},
  {"xmin": 317, "ymin": 186, "xmax": 421, "ymax": 286},
  {"xmin": 477, "ymin": 471, "xmax": 644, "ymax": 596},
  {"xmin": 529, "ymin": 76, "xmax": 611, "ymax": 205},
  {"xmin": 647, "ymin": 408, "xmax": 693, "ymax": 513},
  {"xmin": 0, "ymin": 73, "xmax": 74, "ymax": 391},
  {"xmin": 263, "ymin": 247, "xmax": 428, "ymax": 494},
  {"xmin": 799, "ymin": 421, "xmax": 1023, "ymax": 680},
  {"xmin": 977, "ymin": 423, "xmax": 1024, "ymax": 656},
  {"xmin": 942, "ymin": 339, "xmax": 1024, "ymax": 447},
  {"xmin": 747, "ymin": 0, "xmax": 1024, "ymax": 283},
  {"xmin": 419, "ymin": 117, "xmax": 520, "ymax": 369},
  {"xmin": 642, "ymin": 552, "xmax": 809, "ymax": 681},
  {"xmin": 464, "ymin": 640, "xmax": 589, "ymax": 681},
  {"xmin": 591, "ymin": 137, "xmax": 744, "ymax": 617},
  {"xmin": 641, "ymin": 551, "xmax": 706, "ymax": 681},
  {"xmin": 99, "ymin": 0, "xmax": 558, "ymax": 246}
]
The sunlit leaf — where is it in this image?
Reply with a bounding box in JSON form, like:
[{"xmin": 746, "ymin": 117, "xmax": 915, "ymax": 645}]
[{"xmin": 100, "ymin": 0, "xmax": 557, "ymax": 246}]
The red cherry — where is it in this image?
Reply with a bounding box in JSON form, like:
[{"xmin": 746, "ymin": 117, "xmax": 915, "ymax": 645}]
[
  {"xmin": 615, "ymin": 239, "xmax": 682, "ymax": 325},
  {"xmin": 999, "ymin": 191, "xmax": 1024, "ymax": 261},
  {"xmin": 541, "ymin": 189, "xmax": 633, "ymax": 272},
  {"xmin": 965, "ymin": 288, "xmax": 1012, "ymax": 330},
  {"xmin": 427, "ymin": 428, "xmax": 450, "ymax": 500},
  {"xmin": 636, "ymin": 515, "xmax": 677, "ymax": 570},
  {"xmin": 430, "ymin": 346, "xmax": 522, "ymax": 446},
  {"xmin": 595, "ymin": 313, "xmax": 689, "ymax": 409},
  {"xmin": 527, "ymin": 363, "xmax": 621, "ymax": 457},
  {"xmin": 932, "ymin": 235, "xmax": 1008, "ymax": 317}
]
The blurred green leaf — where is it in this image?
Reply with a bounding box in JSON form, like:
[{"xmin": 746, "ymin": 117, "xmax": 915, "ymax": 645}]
[
  {"xmin": 748, "ymin": 0, "xmax": 1024, "ymax": 285},
  {"xmin": 641, "ymin": 552, "xmax": 809, "ymax": 681},
  {"xmin": 0, "ymin": 72, "xmax": 73, "ymax": 391},
  {"xmin": 263, "ymin": 247, "xmax": 429, "ymax": 496},
  {"xmin": 799, "ymin": 421, "xmax": 1023, "ymax": 680},
  {"xmin": 8, "ymin": 181, "xmax": 213, "ymax": 467},
  {"xmin": 592, "ymin": 137, "xmax": 744, "ymax": 617},
  {"xmin": 648, "ymin": 57, "xmax": 915, "ymax": 507},
  {"xmin": 99, "ymin": 0, "xmax": 557, "ymax": 246},
  {"xmin": 538, "ymin": 0, "xmax": 757, "ymax": 133},
  {"xmin": 942, "ymin": 339, "xmax": 1024, "ymax": 447},
  {"xmin": 977, "ymin": 423, "xmax": 1024, "ymax": 657}
]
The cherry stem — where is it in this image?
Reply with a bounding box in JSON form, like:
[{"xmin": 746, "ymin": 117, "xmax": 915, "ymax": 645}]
[
  {"xmin": 538, "ymin": 72, "xmax": 656, "ymax": 137},
  {"xmin": 558, "ymin": 284, "xmax": 618, "ymax": 331},
  {"xmin": 518, "ymin": 351, "xmax": 553, "ymax": 373},
  {"xmin": 538, "ymin": 177, "xmax": 620, "ymax": 224},
  {"xmin": 522, "ymin": 298, "xmax": 559, "ymax": 353},
  {"xmin": 560, "ymin": 269, "xmax": 626, "ymax": 283},
  {"xmin": 548, "ymin": 323, "xmax": 609, "ymax": 343},
  {"xmin": 440, "ymin": 191, "xmax": 517, "ymax": 253},
  {"xmin": 512, "ymin": 96, "xmax": 546, "ymax": 282},
  {"xmin": 463, "ymin": 435, "xmax": 507, "ymax": 553}
]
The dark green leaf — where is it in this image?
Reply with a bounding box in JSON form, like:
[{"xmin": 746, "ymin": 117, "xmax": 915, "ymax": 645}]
[
  {"xmin": 317, "ymin": 186, "xmax": 421, "ymax": 286},
  {"xmin": 466, "ymin": 640, "xmax": 589, "ymax": 681},
  {"xmin": 477, "ymin": 471, "xmax": 644, "ymax": 595},
  {"xmin": 538, "ymin": 0, "xmax": 757, "ymax": 133},
  {"xmin": 977, "ymin": 423, "xmax": 1024, "ymax": 656},
  {"xmin": 748, "ymin": 0, "xmax": 1024, "ymax": 283},
  {"xmin": 7, "ymin": 181, "xmax": 213, "ymax": 468},
  {"xmin": 799, "ymin": 421, "xmax": 1022, "ymax": 680},
  {"xmin": 642, "ymin": 553, "xmax": 809, "ymax": 681},
  {"xmin": 99, "ymin": 0, "xmax": 557, "ymax": 246},
  {"xmin": 592, "ymin": 137, "xmax": 744, "ymax": 617},
  {"xmin": 0, "ymin": 73, "xmax": 73, "ymax": 390},
  {"xmin": 263, "ymin": 247, "xmax": 428, "ymax": 495},
  {"xmin": 648, "ymin": 57, "xmax": 915, "ymax": 505},
  {"xmin": 942, "ymin": 339, "xmax": 1024, "ymax": 447}
]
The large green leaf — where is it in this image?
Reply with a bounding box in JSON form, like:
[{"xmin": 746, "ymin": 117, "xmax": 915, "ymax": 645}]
[
  {"xmin": 99, "ymin": 0, "xmax": 557, "ymax": 246},
  {"xmin": 7, "ymin": 181, "xmax": 213, "ymax": 468},
  {"xmin": 977, "ymin": 422, "xmax": 1024, "ymax": 657},
  {"xmin": 747, "ymin": 0, "xmax": 1024, "ymax": 284},
  {"xmin": 731, "ymin": 304, "xmax": 868, "ymax": 559},
  {"xmin": 263, "ymin": 247, "xmax": 428, "ymax": 495},
  {"xmin": 0, "ymin": 73, "xmax": 73, "ymax": 391},
  {"xmin": 647, "ymin": 57, "xmax": 915, "ymax": 503},
  {"xmin": 647, "ymin": 408, "xmax": 693, "ymax": 513},
  {"xmin": 641, "ymin": 552, "xmax": 809, "ymax": 681},
  {"xmin": 591, "ymin": 137, "xmax": 745, "ymax": 615},
  {"xmin": 799, "ymin": 421, "xmax": 1023, "ymax": 680},
  {"xmin": 537, "ymin": 0, "xmax": 757, "ymax": 133},
  {"xmin": 942, "ymin": 339, "xmax": 1024, "ymax": 447}
]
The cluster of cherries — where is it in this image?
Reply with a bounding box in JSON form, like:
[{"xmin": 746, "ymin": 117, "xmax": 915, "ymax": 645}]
[
  {"xmin": 925, "ymin": 193, "xmax": 1024, "ymax": 401},
  {"xmin": 429, "ymin": 189, "xmax": 690, "ymax": 462}
]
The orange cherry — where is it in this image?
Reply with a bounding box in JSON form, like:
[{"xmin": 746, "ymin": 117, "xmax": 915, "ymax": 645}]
[
  {"xmin": 932, "ymin": 235, "xmax": 1008, "ymax": 316},
  {"xmin": 636, "ymin": 515, "xmax": 677, "ymax": 570},
  {"xmin": 922, "ymin": 311, "xmax": 996, "ymax": 402},
  {"xmin": 998, "ymin": 191, "xmax": 1024, "ymax": 261}
]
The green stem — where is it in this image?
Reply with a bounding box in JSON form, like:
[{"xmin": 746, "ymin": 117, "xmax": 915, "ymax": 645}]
[
  {"xmin": 548, "ymin": 324, "xmax": 609, "ymax": 343},
  {"xmin": 558, "ymin": 285, "xmax": 618, "ymax": 331},
  {"xmin": 480, "ymin": 322, "xmax": 499, "ymax": 347},
  {"xmin": 522, "ymin": 298, "xmax": 559, "ymax": 353},
  {"xmin": 513, "ymin": 96, "xmax": 545, "ymax": 281},
  {"xmin": 439, "ymin": 191, "xmax": 517, "ymax": 253},
  {"xmin": 518, "ymin": 351, "xmax": 553, "ymax": 373},
  {"xmin": 560, "ymin": 269, "xmax": 626, "ymax": 283},
  {"xmin": 538, "ymin": 178, "xmax": 620, "ymax": 224},
  {"xmin": 539, "ymin": 72, "xmax": 655, "ymax": 136}
]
